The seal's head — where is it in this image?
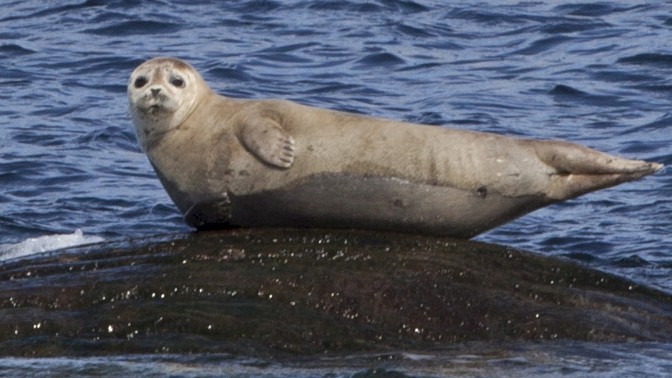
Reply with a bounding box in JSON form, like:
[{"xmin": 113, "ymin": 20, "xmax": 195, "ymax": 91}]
[{"xmin": 128, "ymin": 57, "xmax": 208, "ymax": 150}]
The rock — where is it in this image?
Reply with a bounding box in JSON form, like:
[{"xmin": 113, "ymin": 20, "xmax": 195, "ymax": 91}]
[{"xmin": 0, "ymin": 228, "xmax": 670, "ymax": 356}]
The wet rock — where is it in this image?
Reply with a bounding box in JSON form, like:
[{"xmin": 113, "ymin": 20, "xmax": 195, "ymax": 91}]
[{"xmin": 0, "ymin": 228, "xmax": 670, "ymax": 356}]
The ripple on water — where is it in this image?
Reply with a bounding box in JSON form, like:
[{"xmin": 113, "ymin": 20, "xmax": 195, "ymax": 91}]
[{"xmin": 82, "ymin": 20, "xmax": 183, "ymax": 36}]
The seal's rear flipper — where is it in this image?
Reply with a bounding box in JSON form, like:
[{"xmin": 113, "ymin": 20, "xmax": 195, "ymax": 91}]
[
  {"xmin": 529, "ymin": 140, "xmax": 663, "ymax": 200},
  {"xmin": 532, "ymin": 140, "xmax": 663, "ymax": 174}
]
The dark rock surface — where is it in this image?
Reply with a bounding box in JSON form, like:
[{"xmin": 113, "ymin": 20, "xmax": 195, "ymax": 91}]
[{"xmin": 0, "ymin": 228, "xmax": 670, "ymax": 356}]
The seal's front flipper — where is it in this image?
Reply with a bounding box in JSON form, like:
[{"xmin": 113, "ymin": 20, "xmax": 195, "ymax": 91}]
[
  {"xmin": 240, "ymin": 119, "xmax": 295, "ymax": 169},
  {"xmin": 184, "ymin": 196, "xmax": 233, "ymax": 228}
]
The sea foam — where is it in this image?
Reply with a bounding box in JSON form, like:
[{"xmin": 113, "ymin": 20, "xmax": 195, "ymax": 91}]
[{"xmin": 0, "ymin": 229, "xmax": 104, "ymax": 262}]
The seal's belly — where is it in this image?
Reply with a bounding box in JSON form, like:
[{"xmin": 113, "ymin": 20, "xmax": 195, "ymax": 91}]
[{"xmin": 185, "ymin": 173, "xmax": 547, "ymax": 238}]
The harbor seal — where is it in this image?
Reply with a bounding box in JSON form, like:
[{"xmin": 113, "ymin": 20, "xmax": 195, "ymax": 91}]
[{"xmin": 128, "ymin": 57, "xmax": 663, "ymax": 238}]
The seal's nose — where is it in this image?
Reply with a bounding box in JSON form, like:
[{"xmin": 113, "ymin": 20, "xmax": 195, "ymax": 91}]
[{"xmin": 150, "ymin": 88, "xmax": 161, "ymax": 97}]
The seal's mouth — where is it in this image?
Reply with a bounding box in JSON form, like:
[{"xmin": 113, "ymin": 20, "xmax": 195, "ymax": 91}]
[
  {"xmin": 137, "ymin": 99, "xmax": 167, "ymax": 115},
  {"xmin": 141, "ymin": 92, "xmax": 172, "ymax": 114},
  {"xmin": 148, "ymin": 104, "xmax": 162, "ymax": 114}
]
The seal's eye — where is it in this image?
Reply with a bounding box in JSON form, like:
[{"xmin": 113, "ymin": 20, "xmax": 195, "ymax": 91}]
[
  {"xmin": 134, "ymin": 76, "xmax": 148, "ymax": 88},
  {"xmin": 170, "ymin": 76, "xmax": 185, "ymax": 88}
]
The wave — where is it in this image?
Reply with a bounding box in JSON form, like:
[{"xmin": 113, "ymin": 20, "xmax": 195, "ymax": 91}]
[{"xmin": 0, "ymin": 229, "xmax": 104, "ymax": 262}]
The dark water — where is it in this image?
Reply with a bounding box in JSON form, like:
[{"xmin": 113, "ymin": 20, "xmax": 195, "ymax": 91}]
[
  {"xmin": 1, "ymin": 0, "xmax": 671, "ymax": 376},
  {"xmin": 1, "ymin": 342, "xmax": 672, "ymax": 377}
]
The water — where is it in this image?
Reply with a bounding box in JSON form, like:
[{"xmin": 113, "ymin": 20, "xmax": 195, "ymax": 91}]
[
  {"xmin": 1, "ymin": 0, "xmax": 671, "ymax": 376},
  {"xmin": 0, "ymin": 343, "xmax": 671, "ymax": 377}
]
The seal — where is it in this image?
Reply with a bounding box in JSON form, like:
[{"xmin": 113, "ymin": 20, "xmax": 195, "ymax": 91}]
[{"xmin": 128, "ymin": 57, "xmax": 663, "ymax": 238}]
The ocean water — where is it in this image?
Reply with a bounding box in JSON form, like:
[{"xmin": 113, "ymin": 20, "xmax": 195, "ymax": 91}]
[{"xmin": 1, "ymin": 0, "xmax": 671, "ymax": 376}]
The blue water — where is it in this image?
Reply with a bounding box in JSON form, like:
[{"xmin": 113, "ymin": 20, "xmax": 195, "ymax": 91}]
[{"xmin": 1, "ymin": 0, "xmax": 672, "ymax": 376}]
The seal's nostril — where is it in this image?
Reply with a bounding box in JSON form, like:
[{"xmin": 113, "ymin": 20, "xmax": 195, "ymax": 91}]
[{"xmin": 151, "ymin": 88, "xmax": 161, "ymax": 96}]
